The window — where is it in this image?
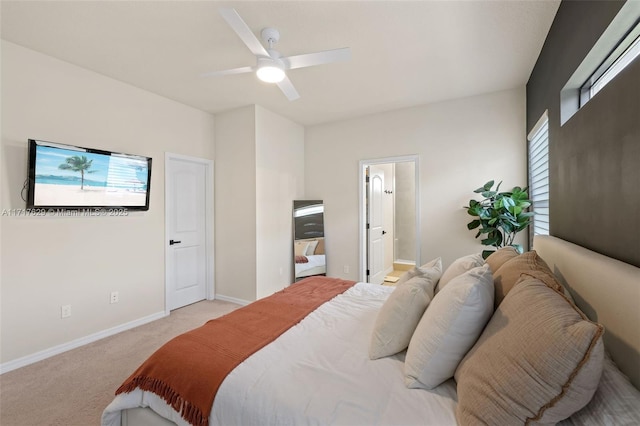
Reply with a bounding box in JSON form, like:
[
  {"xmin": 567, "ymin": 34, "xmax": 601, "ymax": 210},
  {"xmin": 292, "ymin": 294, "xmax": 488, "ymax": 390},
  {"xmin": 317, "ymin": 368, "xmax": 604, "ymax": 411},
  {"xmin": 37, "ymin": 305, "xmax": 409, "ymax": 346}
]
[
  {"xmin": 528, "ymin": 112, "xmax": 549, "ymax": 237},
  {"xmin": 560, "ymin": 6, "xmax": 640, "ymax": 125},
  {"xmin": 580, "ymin": 20, "xmax": 640, "ymax": 106}
]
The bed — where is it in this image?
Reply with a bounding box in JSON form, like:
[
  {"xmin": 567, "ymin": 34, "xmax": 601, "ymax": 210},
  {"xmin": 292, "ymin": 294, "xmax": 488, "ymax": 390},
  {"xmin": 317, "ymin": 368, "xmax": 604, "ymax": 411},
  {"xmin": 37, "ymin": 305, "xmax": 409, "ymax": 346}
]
[
  {"xmin": 295, "ymin": 253, "xmax": 326, "ymax": 278},
  {"xmin": 102, "ymin": 235, "xmax": 640, "ymax": 426},
  {"xmin": 295, "ymin": 237, "xmax": 326, "ymax": 280}
]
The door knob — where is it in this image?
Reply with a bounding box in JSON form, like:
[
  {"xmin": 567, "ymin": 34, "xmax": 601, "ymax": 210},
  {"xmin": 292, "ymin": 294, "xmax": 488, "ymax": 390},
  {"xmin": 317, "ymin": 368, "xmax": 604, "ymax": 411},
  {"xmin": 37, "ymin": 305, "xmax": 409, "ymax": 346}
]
[
  {"xmin": 169, "ymin": 239, "xmax": 182, "ymax": 245},
  {"xmin": 382, "ymin": 230, "xmax": 387, "ymax": 235}
]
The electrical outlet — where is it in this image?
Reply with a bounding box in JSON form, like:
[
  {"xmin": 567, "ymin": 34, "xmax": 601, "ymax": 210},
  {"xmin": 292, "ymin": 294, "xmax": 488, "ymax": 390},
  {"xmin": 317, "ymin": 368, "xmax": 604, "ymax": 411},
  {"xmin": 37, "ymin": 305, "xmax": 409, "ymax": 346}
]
[
  {"xmin": 343, "ymin": 265, "xmax": 350, "ymax": 274},
  {"xmin": 61, "ymin": 305, "xmax": 71, "ymax": 318},
  {"xmin": 110, "ymin": 291, "xmax": 119, "ymax": 304}
]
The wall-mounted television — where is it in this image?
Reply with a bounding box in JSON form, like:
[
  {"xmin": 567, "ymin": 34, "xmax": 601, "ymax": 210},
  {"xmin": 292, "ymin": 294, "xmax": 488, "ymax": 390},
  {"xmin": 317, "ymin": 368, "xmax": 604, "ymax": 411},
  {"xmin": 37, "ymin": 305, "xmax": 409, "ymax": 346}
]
[{"xmin": 27, "ymin": 139, "xmax": 152, "ymax": 211}]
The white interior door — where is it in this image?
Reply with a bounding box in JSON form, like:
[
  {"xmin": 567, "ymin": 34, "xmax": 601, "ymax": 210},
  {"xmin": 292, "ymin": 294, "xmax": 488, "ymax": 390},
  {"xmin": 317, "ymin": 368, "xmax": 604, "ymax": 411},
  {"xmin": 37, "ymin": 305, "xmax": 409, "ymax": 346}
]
[
  {"xmin": 166, "ymin": 156, "xmax": 208, "ymax": 310},
  {"xmin": 359, "ymin": 156, "xmax": 420, "ymax": 283},
  {"xmin": 368, "ymin": 166, "xmax": 385, "ymax": 284}
]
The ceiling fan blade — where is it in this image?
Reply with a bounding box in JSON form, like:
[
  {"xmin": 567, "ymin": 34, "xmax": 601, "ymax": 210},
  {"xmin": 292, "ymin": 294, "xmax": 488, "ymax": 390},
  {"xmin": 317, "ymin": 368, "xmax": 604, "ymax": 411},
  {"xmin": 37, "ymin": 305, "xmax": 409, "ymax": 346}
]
[
  {"xmin": 201, "ymin": 66, "xmax": 255, "ymax": 78},
  {"xmin": 282, "ymin": 47, "xmax": 351, "ymax": 70},
  {"xmin": 219, "ymin": 8, "xmax": 270, "ymax": 58},
  {"xmin": 276, "ymin": 76, "xmax": 300, "ymax": 101}
]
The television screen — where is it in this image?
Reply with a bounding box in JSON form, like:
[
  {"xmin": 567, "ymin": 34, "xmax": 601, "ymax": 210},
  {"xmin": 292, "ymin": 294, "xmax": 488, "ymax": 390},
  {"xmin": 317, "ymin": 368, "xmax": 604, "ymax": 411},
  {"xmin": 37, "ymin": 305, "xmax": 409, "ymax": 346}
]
[{"xmin": 27, "ymin": 139, "xmax": 152, "ymax": 211}]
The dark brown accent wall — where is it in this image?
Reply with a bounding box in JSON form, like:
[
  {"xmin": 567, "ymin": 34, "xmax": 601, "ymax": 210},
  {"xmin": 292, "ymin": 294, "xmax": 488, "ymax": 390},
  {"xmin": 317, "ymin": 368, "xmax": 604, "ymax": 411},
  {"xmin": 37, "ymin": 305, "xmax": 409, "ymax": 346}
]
[{"xmin": 527, "ymin": 0, "xmax": 640, "ymax": 267}]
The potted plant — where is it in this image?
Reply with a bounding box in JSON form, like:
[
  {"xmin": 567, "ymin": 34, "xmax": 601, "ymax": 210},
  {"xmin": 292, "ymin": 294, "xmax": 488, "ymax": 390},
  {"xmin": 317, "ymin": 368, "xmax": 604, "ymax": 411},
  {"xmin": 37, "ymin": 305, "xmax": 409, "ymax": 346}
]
[{"xmin": 464, "ymin": 180, "xmax": 534, "ymax": 259}]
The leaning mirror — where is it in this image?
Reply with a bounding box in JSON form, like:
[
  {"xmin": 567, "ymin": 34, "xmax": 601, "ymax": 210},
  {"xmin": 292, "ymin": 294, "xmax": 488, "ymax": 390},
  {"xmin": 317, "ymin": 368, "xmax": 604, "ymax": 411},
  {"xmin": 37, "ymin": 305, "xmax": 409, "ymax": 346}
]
[{"xmin": 293, "ymin": 200, "xmax": 326, "ymax": 281}]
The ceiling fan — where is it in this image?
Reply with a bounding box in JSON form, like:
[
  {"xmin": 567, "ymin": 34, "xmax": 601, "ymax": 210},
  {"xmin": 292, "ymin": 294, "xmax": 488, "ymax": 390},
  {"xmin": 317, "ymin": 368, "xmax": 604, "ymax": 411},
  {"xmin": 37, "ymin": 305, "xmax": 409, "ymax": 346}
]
[{"xmin": 202, "ymin": 8, "xmax": 351, "ymax": 101}]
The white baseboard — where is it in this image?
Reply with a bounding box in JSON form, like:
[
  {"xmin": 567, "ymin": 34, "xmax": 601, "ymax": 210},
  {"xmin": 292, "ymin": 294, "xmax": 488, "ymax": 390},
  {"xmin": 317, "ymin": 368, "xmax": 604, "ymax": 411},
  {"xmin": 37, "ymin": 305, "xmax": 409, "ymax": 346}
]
[
  {"xmin": 215, "ymin": 294, "xmax": 251, "ymax": 306},
  {"xmin": 0, "ymin": 311, "xmax": 167, "ymax": 375}
]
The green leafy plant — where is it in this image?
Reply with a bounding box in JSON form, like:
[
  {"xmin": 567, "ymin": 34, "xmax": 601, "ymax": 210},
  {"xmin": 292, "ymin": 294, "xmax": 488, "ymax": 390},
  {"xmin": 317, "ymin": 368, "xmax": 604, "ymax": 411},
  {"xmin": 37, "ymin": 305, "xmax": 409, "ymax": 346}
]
[{"xmin": 464, "ymin": 180, "xmax": 534, "ymax": 259}]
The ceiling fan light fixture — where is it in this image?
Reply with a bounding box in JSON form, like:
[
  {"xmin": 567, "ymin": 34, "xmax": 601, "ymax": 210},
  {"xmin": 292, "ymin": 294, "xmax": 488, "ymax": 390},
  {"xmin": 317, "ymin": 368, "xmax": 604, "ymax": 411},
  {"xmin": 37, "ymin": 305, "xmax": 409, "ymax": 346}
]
[
  {"xmin": 256, "ymin": 57, "xmax": 285, "ymax": 83},
  {"xmin": 210, "ymin": 9, "xmax": 350, "ymax": 100}
]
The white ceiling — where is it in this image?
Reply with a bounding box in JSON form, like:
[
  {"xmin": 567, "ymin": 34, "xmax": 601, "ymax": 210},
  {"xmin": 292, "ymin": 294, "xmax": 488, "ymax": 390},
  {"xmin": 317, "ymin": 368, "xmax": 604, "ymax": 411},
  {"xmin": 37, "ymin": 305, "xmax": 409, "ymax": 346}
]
[{"xmin": 1, "ymin": 1, "xmax": 560, "ymax": 126}]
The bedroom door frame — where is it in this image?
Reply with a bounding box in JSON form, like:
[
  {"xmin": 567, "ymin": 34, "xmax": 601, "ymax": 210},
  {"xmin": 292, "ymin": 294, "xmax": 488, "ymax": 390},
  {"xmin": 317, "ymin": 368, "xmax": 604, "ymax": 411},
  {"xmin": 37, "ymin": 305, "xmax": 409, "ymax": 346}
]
[
  {"xmin": 165, "ymin": 153, "xmax": 215, "ymax": 315},
  {"xmin": 358, "ymin": 155, "xmax": 420, "ymax": 283}
]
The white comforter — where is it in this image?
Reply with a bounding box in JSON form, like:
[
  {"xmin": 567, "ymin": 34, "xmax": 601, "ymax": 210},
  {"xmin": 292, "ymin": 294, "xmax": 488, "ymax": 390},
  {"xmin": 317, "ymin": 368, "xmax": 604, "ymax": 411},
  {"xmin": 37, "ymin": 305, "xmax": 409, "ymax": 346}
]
[
  {"xmin": 102, "ymin": 282, "xmax": 458, "ymax": 426},
  {"xmin": 295, "ymin": 254, "xmax": 326, "ymax": 277}
]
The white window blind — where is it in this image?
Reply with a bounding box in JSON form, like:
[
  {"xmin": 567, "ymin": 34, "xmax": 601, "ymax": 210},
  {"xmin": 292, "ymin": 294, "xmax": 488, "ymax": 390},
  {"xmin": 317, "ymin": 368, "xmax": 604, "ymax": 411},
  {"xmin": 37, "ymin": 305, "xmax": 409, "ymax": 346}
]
[{"xmin": 528, "ymin": 113, "xmax": 549, "ymax": 236}]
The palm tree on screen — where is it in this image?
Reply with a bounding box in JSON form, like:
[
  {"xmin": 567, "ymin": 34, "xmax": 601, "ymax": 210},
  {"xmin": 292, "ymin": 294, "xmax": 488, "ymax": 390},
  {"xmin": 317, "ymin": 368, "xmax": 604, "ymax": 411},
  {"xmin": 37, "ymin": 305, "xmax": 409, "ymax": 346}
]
[{"xmin": 59, "ymin": 156, "xmax": 97, "ymax": 190}]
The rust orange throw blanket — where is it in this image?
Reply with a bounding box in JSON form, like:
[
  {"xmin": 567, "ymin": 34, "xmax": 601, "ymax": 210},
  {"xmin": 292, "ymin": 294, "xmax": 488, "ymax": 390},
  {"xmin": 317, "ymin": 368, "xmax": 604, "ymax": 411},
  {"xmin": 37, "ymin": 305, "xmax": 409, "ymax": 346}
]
[{"xmin": 115, "ymin": 276, "xmax": 355, "ymax": 426}]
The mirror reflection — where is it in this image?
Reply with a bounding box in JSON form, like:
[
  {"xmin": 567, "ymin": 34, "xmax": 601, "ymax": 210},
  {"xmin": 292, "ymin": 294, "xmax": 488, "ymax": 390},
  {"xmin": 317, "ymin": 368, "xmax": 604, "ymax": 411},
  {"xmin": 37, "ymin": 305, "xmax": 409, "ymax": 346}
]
[{"xmin": 293, "ymin": 200, "xmax": 326, "ymax": 281}]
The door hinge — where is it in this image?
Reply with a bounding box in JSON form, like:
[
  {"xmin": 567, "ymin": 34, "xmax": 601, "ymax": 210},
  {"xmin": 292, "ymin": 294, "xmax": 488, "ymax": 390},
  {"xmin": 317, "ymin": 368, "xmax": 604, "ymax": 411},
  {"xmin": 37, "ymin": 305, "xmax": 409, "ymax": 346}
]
[
  {"xmin": 366, "ymin": 223, "xmax": 370, "ymax": 229},
  {"xmin": 366, "ymin": 269, "xmax": 370, "ymax": 276}
]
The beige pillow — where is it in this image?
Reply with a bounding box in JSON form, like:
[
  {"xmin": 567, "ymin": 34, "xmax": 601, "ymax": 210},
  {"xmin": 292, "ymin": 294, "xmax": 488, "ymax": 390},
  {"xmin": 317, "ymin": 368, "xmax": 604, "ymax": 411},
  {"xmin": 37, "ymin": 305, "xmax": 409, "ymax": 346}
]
[
  {"xmin": 369, "ymin": 262, "xmax": 442, "ymax": 360},
  {"xmin": 454, "ymin": 274, "xmax": 604, "ymax": 425},
  {"xmin": 395, "ymin": 257, "xmax": 442, "ymax": 286},
  {"xmin": 305, "ymin": 240, "xmax": 319, "ymax": 256},
  {"xmin": 436, "ymin": 253, "xmax": 484, "ymax": 293},
  {"xmin": 314, "ymin": 238, "xmax": 325, "ymax": 254},
  {"xmin": 566, "ymin": 352, "xmax": 640, "ymax": 424},
  {"xmin": 294, "ymin": 241, "xmax": 310, "ymax": 256},
  {"xmin": 404, "ymin": 264, "xmax": 494, "ymax": 389},
  {"xmin": 484, "ymin": 246, "xmax": 520, "ymax": 273},
  {"xmin": 492, "ymin": 250, "xmax": 560, "ymax": 308}
]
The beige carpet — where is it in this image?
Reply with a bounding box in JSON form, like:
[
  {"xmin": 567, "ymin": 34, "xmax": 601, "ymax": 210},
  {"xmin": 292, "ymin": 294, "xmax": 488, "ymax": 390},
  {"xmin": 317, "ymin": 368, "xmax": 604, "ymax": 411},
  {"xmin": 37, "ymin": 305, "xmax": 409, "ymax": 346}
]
[{"xmin": 0, "ymin": 300, "xmax": 240, "ymax": 426}]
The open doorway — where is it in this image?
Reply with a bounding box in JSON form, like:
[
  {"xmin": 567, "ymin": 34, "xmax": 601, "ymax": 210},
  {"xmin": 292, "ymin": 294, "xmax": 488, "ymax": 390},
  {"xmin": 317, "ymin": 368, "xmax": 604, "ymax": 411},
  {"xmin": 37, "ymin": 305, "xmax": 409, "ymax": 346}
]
[{"xmin": 359, "ymin": 155, "xmax": 420, "ymax": 284}]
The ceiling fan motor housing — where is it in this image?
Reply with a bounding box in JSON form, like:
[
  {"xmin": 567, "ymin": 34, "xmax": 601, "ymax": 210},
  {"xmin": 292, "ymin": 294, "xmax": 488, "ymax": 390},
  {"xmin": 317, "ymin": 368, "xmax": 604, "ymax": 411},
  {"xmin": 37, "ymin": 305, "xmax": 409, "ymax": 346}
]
[
  {"xmin": 261, "ymin": 27, "xmax": 280, "ymax": 46},
  {"xmin": 257, "ymin": 56, "xmax": 284, "ymax": 69}
]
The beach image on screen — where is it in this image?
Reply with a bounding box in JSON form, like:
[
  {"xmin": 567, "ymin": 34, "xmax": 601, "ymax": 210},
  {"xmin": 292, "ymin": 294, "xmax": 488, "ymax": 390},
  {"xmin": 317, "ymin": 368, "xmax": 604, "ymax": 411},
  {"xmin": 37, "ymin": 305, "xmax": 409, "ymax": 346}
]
[{"xmin": 33, "ymin": 145, "xmax": 149, "ymax": 207}]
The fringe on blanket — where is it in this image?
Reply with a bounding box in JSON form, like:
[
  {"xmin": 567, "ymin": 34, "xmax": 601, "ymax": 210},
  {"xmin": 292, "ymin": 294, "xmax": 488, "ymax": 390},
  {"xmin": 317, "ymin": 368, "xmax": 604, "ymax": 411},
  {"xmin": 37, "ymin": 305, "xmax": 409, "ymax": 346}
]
[{"xmin": 117, "ymin": 376, "xmax": 207, "ymax": 426}]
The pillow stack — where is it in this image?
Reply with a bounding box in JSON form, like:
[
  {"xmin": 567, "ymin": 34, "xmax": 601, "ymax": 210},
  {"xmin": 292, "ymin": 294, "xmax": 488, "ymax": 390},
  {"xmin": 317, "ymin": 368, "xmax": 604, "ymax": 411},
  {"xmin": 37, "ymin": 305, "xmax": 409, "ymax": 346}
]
[
  {"xmin": 435, "ymin": 252, "xmax": 484, "ymax": 293},
  {"xmin": 565, "ymin": 352, "xmax": 640, "ymax": 424},
  {"xmin": 455, "ymin": 273, "xmax": 604, "ymax": 424},
  {"xmin": 294, "ymin": 240, "xmax": 309, "ymax": 257},
  {"xmin": 305, "ymin": 240, "xmax": 319, "ymax": 255},
  {"xmin": 314, "ymin": 238, "xmax": 325, "ymax": 255},
  {"xmin": 484, "ymin": 245, "xmax": 520, "ymax": 273},
  {"xmin": 405, "ymin": 263, "xmax": 494, "ymax": 389},
  {"xmin": 369, "ymin": 257, "xmax": 442, "ymax": 360},
  {"xmin": 369, "ymin": 247, "xmax": 606, "ymax": 424},
  {"xmin": 490, "ymin": 249, "xmax": 560, "ymax": 308},
  {"xmin": 370, "ymin": 252, "xmax": 495, "ymax": 390}
]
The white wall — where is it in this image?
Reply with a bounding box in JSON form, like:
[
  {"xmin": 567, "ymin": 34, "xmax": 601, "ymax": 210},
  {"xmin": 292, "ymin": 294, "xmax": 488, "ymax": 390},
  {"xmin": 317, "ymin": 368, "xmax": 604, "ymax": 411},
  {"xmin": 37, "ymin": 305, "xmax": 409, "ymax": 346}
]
[
  {"xmin": 395, "ymin": 161, "xmax": 416, "ymax": 262},
  {"xmin": 255, "ymin": 106, "xmax": 305, "ymax": 298},
  {"xmin": 214, "ymin": 106, "xmax": 257, "ymax": 302},
  {"xmin": 214, "ymin": 105, "xmax": 304, "ymax": 302},
  {"xmin": 305, "ymin": 87, "xmax": 527, "ymax": 279},
  {"xmin": 0, "ymin": 41, "xmax": 216, "ymax": 366}
]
